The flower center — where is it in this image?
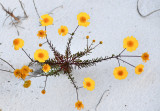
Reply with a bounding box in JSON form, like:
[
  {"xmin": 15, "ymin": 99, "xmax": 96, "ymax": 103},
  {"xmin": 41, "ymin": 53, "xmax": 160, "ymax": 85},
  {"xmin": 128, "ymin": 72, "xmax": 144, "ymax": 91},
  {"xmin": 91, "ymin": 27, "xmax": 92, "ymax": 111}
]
[
  {"xmin": 118, "ymin": 70, "xmax": 123, "ymax": 76},
  {"xmin": 38, "ymin": 53, "xmax": 44, "ymax": 58},
  {"xmin": 86, "ymin": 82, "xmax": 91, "ymax": 87},
  {"xmin": 80, "ymin": 16, "xmax": 86, "ymax": 23},
  {"xmin": 13, "ymin": 39, "xmax": 20, "ymax": 45},
  {"xmin": 44, "ymin": 66, "xmax": 48, "ymax": 70},
  {"xmin": 127, "ymin": 41, "xmax": 134, "ymax": 47},
  {"xmin": 61, "ymin": 29, "xmax": 65, "ymax": 33},
  {"xmin": 77, "ymin": 103, "xmax": 82, "ymax": 107},
  {"xmin": 144, "ymin": 54, "xmax": 149, "ymax": 59},
  {"xmin": 138, "ymin": 68, "xmax": 143, "ymax": 72},
  {"xmin": 44, "ymin": 18, "xmax": 49, "ymax": 23}
]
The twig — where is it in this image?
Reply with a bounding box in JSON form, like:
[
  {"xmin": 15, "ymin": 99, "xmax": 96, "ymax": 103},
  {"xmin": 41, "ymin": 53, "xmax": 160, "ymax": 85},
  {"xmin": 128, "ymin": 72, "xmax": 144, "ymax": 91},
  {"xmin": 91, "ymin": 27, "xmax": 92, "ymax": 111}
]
[
  {"xmin": 0, "ymin": 58, "xmax": 15, "ymax": 70},
  {"xmin": 0, "ymin": 69, "xmax": 14, "ymax": 73},
  {"xmin": 48, "ymin": 5, "xmax": 63, "ymax": 14},
  {"xmin": 119, "ymin": 48, "xmax": 126, "ymax": 55},
  {"xmin": 33, "ymin": 0, "xmax": 40, "ymax": 18},
  {"xmin": 95, "ymin": 90, "xmax": 109, "ymax": 111},
  {"xmin": 18, "ymin": 0, "xmax": 28, "ymax": 18},
  {"xmin": 44, "ymin": 76, "xmax": 48, "ymax": 90},
  {"xmin": 137, "ymin": 0, "xmax": 160, "ymax": 17},
  {"xmin": 11, "ymin": 17, "xmax": 19, "ymax": 36},
  {"xmin": 120, "ymin": 55, "xmax": 141, "ymax": 57}
]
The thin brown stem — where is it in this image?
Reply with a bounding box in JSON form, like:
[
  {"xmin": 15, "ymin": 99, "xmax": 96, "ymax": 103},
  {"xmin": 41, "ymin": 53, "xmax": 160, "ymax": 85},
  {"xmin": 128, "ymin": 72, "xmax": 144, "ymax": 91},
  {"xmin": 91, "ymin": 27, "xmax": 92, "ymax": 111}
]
[
  {"xmin": 33, "ymin": 0, "xmax": 40, "ymax": 18},
  {"xmin": 22, "ymin": 48, "xmax": 34, "ymax": 62},
  {"xmin": 0, "ymin": 69, "xmax": 13, "ymax": 73},
  {"xmin": 120, "ymin": 55, "xmax": 141, "ymax": 57},
  {"xmin": 118, "ymin": 58, "xmax": 136, "ymax": 68},
  {"xmin": 0, "ymin": 58, "xmax": 15, "ymax": 70},
  {"xmin": 18, "ymin": 0, "xmax": 28, "ymax": 18}
]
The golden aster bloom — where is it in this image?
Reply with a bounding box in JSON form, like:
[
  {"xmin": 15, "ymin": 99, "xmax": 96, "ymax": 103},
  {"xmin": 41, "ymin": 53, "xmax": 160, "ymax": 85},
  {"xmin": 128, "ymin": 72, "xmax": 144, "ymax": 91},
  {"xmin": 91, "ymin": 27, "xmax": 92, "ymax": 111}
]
[
  {"xmin": 135, "ymin": 64, "xmax": 144, "ymax": 75},
  {"xmin": 123, "ymin": 36, "xmax": 138, "ymax": 52},
  {"xmin": 14, "ymin": 69, "xmax": 22, "ymax": 78},
  {"xmin": 37, "ymin": 30, "xmax": 46, "ymax": 38},
  {"xmin": 23, "ymin": 80, "xmax": 31, "ymax": 88},
  {"xmin": 40, "ymin": 14, "xmax": 53, "ymax": 26},
  {"xmin": 141, "ymin": 52, "xmax": 149, "ymax": 62},
  {"xmin": 21, "ymin": 65, "xmax": 31, "ymax": 74},
  {"xmin": 13, "ymin": 38, "xmax": 24, "ymax": 50},
  {"xmin": 113, "ymin": 66, "xmax": 128, "ymax": 80},
  {"xmin": 21, "ymin": 73, "xmax": 29, "ymax": 80},
  {"xmin": 34, "ymin": 49, "xmax": 49, "ymax": 62},
  {"xmin": 83, "ymin": 77, "xmax": 95, "ymax": 91},
  {"xmin": 41, "ymin": 89, "xmax": 46, "ymax": 94},
  {"xmin": 42, "ymin": 64, "xmax": 51, "ymax": 73},
  {"xmin": 58, "ymin": 25, "xmax": 68, "ymax": 36},
  {"xmin": 77, "ymin": 12, "xmax": 90, "ymax": 27},
  {"xmin": 75, "ymin": 100, "xmax": 84, "ymax": 110}
]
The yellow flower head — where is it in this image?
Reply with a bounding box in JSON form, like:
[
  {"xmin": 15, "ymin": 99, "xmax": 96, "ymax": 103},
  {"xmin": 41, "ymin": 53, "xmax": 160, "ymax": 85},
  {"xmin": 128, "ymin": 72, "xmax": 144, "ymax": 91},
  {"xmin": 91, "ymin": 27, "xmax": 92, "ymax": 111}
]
[
  {"xmin": 14, "ymin": 69, "xmax": 22, "ymax": 78},
  {"xmin": 40, "ymin": 14, "xmax": 53, "ymax": 26},
  {"xmin": 21, "ymin": 65, "xmax": 31, "ymax": 74},
  {"xmin": 41, "ymin": 89, "xmax": 46, "ymax": 94},
  {"xmin": 113, "ymin": 66, "xmax": 128, "ymax": 80},
  {"xmin": 42, "ymin": 64, "xmax": 51, "ymax": 73},
  {"xmin": 92, "ymin": 40, "xmax": 95, "ymax": 42},
  {"xmin": 123, "ymin": 36, "xmax": 138, "ymax": 52},
  {"xmin": 34, "ymin": 49, "xmax": 49, "ymax": 62},
  {"xmin": 83, "ymin": 77, "xmax": 95, "ymax": 91},
  {"xmin": 23, "ymin": 80, "xmax": 31, "ymax": 88},
  {"xmin": 58, "ymin": 25, "xmax": 68, "ymax": 36},
  {"xmin": 13, "ymin": 38, "xmax": 24, "ymax": 50},
  {"xmin": 37, "ymin": 30, "xmax": 46, "ymax": 38},
  {"xmin": 135, "ymin": 64, "xmax": 144, "ymax": 75},
  {"xmin": 77, "ymin": 12, "xmax": 90, "ymax": 27},
  {"xmin": 141, "ymin": 52, "xmax": 149, "ymax": 62},
  {"xmin": 75, "ymin": 100, "xmax": 84, "ymax": 110},
  {"xmin": 86, "ymin": 36, "xmax": 89, "ymax": 39}
]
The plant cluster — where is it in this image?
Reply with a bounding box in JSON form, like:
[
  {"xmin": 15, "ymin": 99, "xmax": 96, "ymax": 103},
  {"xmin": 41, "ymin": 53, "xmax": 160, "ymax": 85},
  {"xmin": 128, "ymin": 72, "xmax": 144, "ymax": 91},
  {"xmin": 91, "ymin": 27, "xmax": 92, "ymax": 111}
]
[{"xmin": 0, "ymin": 12, "xmax": 149, "ymax": 110}]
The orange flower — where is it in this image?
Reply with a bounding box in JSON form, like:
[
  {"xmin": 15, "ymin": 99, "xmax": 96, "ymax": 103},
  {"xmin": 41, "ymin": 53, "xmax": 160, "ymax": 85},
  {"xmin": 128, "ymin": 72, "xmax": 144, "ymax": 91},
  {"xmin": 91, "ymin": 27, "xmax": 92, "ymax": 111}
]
[
  {"xmin": 141, "ymin": 52, "xmax": 149, "ymax": 62},
  {"xmin": 113, "ymin": 66, "xmax": 128, "ymax": 80},
  {"xmin": 40, "ymin": 14, "xmax": 53, "ymax": 26},
  {"xmin": 41, "ymin": 89, "xmax": 46, "ymax": 94},
  {"xmin": 37, "ymin": 30, "xmax": 46, "ymax": 38},
  {"xmin": 75, "ymin": 100, "xmax": 84, "ymax": 110},
  {"xmin": 135, "ymin": 64, "xmax": 144, "ymax": 75},
  {"xmin": 13, "ymin": 38, "xmax": 24, "ymax": 50}
]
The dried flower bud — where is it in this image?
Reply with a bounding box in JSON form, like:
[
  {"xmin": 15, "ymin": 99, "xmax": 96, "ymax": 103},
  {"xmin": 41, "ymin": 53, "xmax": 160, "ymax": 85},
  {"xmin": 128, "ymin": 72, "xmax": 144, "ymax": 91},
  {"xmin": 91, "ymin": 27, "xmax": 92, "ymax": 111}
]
[
  {"xmin": 99, "ymin": 41, "xmax": 103, "ymax": 44},
  {"xmin": 39, "ymin": 43, "xmax": 42, "ymax": 47},
  {"xmin": 41, "ymin": 89, "xmax": 46, "ymax": 94},
  {"xmin": 92, "ymin": 40, "xmax": 95, "ymax": 42},
  {"xmin": 86, "ymin": 36, "xmax": 89, "ymax": 39}
]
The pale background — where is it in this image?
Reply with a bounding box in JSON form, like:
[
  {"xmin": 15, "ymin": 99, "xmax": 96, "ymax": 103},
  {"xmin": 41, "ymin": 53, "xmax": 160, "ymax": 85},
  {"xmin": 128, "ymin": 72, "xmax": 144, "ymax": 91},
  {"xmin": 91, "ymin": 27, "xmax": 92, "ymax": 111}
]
[{"xmin": 0, "ymin": 0, "xmax": 160, "ymax": 111}]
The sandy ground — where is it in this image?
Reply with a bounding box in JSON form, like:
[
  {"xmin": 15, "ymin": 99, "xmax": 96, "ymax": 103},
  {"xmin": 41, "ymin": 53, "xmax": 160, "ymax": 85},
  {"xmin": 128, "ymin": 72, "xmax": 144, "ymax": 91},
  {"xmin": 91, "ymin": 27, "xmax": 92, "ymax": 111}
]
[{"xmin": 0, "ymin": 0, "xmax": 160, "ymax": 111}]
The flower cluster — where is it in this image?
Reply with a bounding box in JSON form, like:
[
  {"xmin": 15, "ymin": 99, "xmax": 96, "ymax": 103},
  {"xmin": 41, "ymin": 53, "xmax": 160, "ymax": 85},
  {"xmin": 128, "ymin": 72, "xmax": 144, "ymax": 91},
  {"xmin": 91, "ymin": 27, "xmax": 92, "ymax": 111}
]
[{"xmin": 0, "ymin": 12, "xmax": 149, "ymax": 111}]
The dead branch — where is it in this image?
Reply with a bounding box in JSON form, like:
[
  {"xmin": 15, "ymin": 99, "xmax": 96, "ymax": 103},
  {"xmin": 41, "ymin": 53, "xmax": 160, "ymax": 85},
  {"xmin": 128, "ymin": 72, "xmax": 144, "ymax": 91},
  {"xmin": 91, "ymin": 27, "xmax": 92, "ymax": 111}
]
[{"xmin": 18, "ymin": 0, "xmax": 28, "ymax": 18}]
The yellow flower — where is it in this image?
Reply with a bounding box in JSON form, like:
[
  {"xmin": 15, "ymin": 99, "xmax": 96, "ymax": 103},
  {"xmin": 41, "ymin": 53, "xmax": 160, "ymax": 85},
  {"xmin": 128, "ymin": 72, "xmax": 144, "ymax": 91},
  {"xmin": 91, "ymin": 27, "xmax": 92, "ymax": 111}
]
[
  {"xmin": 141, "ymin": 52, "xmax": 149, "ymax": 62},
  {"xmin": 99, "ymin": 41, "xmax": 103, "ymax": 44},
  {"xmin": 113, "ymin": 66, "xmax": 128, "ymax": 80},
  {"xmin": 123, "ymin": 36, "xmax": 138, "ymax": 52},
  {"xmin": 37, "ymin": 30, "xmax": 46, "ymax": 38},
  {"xmin": 23, "ymin": 80, "xmax": 31, "ymax": 88},
  {"xmin": 13, "ymin": 38, "xmax": 24, "ymax": 50},
  {"xmin": 92, "ymin": 40, "xmax": 95, "ymax": 42},
  {"xmin": 75, "ymin": 100, "xmax": 84, "ymax": 110},
  {"xmin": 77, "ymin": 12, "xmax": 90, "ymax": 27},
  {"xmin": 83, "ymin": 77, "xmax": 95, "ymax": 91},
  {"xmin": 21, "ymin": 65, "xmax": 31, "ymax": 74},
  {"xmin": 58, "ymin": 26, "xmax": 68, "ymax": 36},
  {"xmin": 40, "ymin": 14, "xmax": 53, "ymax": 26},
  {"xmin": 86, "ymin": 36, "xmax": 89, "ymax": 39},
  {"xmin": 34, "ymin": 49, "xmax": 49, "ymax": 62},
  {"xmin": 41, "ymin": 89, "xmax": 46, "ymax": 94},
  {"xmin": 42, "ymin": 64, "xmax": 51, "ymax": 73},
  {"xmin": 14, "ymin": 69, "xmax": 22, "ymax": 78},
  {"xmin": 135, "ymin": 64, "xmax": 144, "ymax": 75}
]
